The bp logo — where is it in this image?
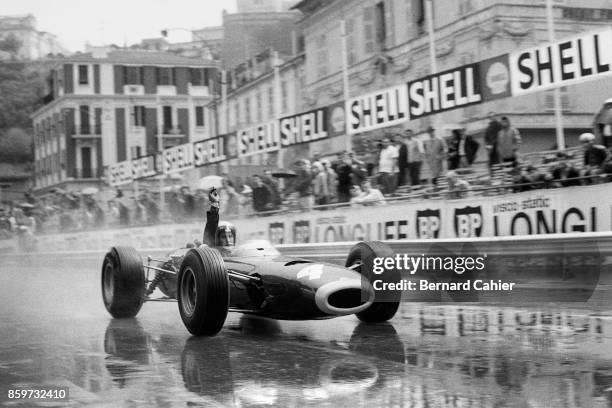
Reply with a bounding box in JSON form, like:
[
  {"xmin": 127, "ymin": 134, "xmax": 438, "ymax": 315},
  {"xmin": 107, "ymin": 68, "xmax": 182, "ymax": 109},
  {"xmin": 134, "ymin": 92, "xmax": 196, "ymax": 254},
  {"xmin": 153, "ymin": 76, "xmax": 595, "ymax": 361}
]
[
  {"xmin": 416, "ymin": 209, "xmax": 441, "ymax": 238},
  {"xmin": 454, "ymin": 206, "xmax": 483, "ymax": 237}
]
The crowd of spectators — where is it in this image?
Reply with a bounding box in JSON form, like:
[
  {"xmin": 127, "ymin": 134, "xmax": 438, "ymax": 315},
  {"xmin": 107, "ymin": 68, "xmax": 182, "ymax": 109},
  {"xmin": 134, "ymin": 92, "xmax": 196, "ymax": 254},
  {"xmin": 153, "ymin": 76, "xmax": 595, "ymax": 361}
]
[{"xmin": 2, "ymin": 119, "xmax": 612, "ymax": 239}]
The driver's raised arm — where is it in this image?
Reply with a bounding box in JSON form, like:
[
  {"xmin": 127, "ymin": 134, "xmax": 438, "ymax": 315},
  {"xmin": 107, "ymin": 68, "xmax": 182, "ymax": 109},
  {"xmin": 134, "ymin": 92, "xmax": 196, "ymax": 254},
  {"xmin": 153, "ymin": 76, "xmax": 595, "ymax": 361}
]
[{"xmin": 203, "ymin": 188, "xmax": 220, "ymax": 246}]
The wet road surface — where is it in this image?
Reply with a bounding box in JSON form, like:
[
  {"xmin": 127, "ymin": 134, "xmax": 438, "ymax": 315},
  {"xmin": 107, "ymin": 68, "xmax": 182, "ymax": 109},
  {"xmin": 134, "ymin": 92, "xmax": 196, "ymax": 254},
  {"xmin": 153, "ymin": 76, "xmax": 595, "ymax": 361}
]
[{"xmin": 1, "ymin": 255, "xmax": 612, "ymax": 407}]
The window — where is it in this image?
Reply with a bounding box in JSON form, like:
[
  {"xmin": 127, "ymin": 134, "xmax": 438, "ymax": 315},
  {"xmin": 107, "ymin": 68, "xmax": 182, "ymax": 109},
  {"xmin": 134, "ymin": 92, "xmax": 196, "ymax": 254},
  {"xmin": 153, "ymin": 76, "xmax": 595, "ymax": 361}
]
[
  {"xmin": 255, "ymin": 91, "xmax": 262, "ymax": 122},
  {"xmin": 281, "ymin": 81, "xmax": 288, "ymax": 113},
  {"xmin": 458, "ymin": 0, "xmax": 473, "ymax": 15},
  {"xmin": 363, "ymin": 7, "xmax": 375, "ymax": 54},
  {"xmin": 234, "ymin": 101, "xmax": 241, "ymax": 125},
  {"xmin": 268, "ymin": 87, "xmax": 274, "ymax": 117},
  {"xmin": 195, "ymin": 106, "xmax": 205, "ymax": 127},
  {"xmin": 78, "ymin": 65, "xmax": 88, "ymax": 85},
  {"xmin": 80, "ymin": 105, "xmax": 90, "ymax": 134},
  {"xmin": 316, "ymin": 34, "xmax": 328, "ymax": 78},
  {"xmin": 375, "ymin": 2, "xmax": 386, "ymax": 48},
  {"xmin": 124, "ymin": 66, "xmax": 142, "ymax": 85},
  {"xmin": 163, "ymin": 106, "xmax": 173, "ymax": 132},
  {"xmin": 130, "ymin": 146, "xmax": 142, "ymax": 159},
  {"xmin": 157, "ymin": 67, "xmax": 173, "ymax": 85},
  {"xmin": 244, "ymin": 97, "xmax": 251, "ymax": 124},
  {"xmin": 133, "ymin": 106, "xmax": 146, "ymax": 127},
  {"xmin": 95, "ymin": 108, "xmax": 102, "ymax": 134},
  {"xmin": 190, "ymin": 68, "xmax": 208, "ymax": 86},
  {"xmin": 413, "ymin": 0, "xmax": 426, "ymax": 35}
]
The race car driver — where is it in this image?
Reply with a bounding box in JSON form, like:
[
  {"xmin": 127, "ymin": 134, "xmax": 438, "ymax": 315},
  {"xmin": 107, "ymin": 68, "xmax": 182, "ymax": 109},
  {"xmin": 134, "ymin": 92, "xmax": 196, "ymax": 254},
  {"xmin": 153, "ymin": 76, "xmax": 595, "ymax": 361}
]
[{"xmin": 202, "ymin": 188, "xmax": 237, "ymax": 251}]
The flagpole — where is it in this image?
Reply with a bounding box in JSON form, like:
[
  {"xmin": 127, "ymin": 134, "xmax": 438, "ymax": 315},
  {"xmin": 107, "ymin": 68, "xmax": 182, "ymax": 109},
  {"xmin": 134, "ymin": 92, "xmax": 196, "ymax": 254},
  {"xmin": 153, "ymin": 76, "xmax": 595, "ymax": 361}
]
[
  {"xmin": 340, "ymin": 19, "xmax": 351, "ymax": 153},
  {"xmin": 546, "ymin": 0, "xmax": 565, "ymax": 150}
]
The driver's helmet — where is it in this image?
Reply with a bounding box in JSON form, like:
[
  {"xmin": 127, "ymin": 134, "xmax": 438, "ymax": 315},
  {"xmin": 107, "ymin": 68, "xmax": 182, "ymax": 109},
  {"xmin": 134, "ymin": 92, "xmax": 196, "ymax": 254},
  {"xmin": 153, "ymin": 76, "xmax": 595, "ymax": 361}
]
[{"xmin": 215, "ymin": 221, "xmax": 236, "ymax": 247}]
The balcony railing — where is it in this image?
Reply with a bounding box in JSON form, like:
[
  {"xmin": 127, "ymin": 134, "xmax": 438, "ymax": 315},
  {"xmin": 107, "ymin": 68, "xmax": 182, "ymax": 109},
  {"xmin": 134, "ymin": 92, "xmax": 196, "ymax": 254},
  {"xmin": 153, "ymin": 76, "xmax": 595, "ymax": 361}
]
[{"xmin": 75, "ymin": 167, "xmax": 103, "ymax": 179}]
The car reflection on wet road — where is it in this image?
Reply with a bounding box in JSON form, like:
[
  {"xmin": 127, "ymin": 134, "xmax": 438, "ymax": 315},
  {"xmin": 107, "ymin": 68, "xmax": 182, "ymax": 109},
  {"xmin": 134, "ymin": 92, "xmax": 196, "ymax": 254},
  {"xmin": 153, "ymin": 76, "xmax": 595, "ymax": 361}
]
[{"xmin": 1, "ymin": 256, "xmax": 611, "ymax": 407}]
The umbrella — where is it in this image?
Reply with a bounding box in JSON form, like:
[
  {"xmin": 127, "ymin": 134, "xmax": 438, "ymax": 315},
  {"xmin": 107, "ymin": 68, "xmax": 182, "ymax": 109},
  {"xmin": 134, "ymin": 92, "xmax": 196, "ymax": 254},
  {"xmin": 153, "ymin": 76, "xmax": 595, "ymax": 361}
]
[
  {"xmin": 594, "ymin": 103, "xmax": 612, "ymax": 125},
  {"xmin": 82, "ymin": 187, "xmax": 99, "ymax": 195},
  {"xmin": 196, "ymin": 175, "xmax": 225, "ymax": 191},
  {"xmin": 271, "ymin": 169, "xmax": 297, "ymax": 178}
]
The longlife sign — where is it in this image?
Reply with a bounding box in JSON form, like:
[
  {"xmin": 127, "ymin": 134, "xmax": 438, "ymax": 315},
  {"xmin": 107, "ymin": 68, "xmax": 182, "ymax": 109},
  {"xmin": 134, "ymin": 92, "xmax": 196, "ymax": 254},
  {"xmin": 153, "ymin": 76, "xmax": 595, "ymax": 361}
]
[{"xmin": 510, "ymin": 27, "xmax": 612, "ymax": 96}]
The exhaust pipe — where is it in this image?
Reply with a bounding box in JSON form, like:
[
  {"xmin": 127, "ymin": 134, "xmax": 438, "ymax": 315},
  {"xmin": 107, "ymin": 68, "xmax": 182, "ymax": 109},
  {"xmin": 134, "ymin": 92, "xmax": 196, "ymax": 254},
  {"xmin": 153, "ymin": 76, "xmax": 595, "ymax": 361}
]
[{"xmin": 315, "ymin": 279, "xmax": 375, "ymax": 316}]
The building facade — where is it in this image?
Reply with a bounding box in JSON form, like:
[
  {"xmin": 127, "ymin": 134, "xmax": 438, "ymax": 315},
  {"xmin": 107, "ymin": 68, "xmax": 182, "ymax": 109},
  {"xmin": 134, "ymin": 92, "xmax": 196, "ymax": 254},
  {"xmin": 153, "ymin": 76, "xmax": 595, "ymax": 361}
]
[
  {"xmin": 31, "ymin": 47, "xmax": 217, "ymax": 191},
  {"xmin": 0, "ymin": 14, "xmax": 67, "ymax": 60},
  {"xmin": 293, "ymin": 0, "xmax": 612, "ymax": 154}
]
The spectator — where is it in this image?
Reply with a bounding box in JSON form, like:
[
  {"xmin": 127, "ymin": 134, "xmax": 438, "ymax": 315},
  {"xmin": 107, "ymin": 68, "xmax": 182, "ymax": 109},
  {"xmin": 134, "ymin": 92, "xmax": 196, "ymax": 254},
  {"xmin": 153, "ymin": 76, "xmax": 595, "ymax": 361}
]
[
  {"xmin": 397, "ymin": 132, "xmax": 408, "ymax": 187},
  {"xmin": 193, "ymin": 189, "xmax": 208, "ymax": 216},
  {"xmin": 114, "ymin": 189, "xmax": 130, "ymax": 226},
  {"xmin": 288, "ymin": 159, "xmax": 314, "ymax": 210},
  {"xmin": 335, "ymin": 153, "xmax": 353, "ymax": 203},
  {"xmin": 580, "ymin": 132, "xmax": 609, "ymax": 182},
  {"xmin": 348, "ymin": 152, "xmax": 368, "ymax": 186},
  {"xmin": 448, "ymin": 128, "xmax": 479, "ymax": 170},
  {"xmin": 262, "ymin": 170, "xmax": 282, "ymax": 209},
  {"xmin": 312, "ymin": 162, "xmax": 331, "ymax": 206},
  {"xmin": 223, "ymin": 181, "xmax": 242, "ymax": 216},
  {"xmin": 446, "ymin": 170, "xmax": 470, "ymax": 199},
  {"xmin": 513, "ymin": 164, "xmax": 549, "ymax": 192},
  {"xmin": 140, "ymin": 192, "xmax": 160, "ymax": 224},
  {"xmin": 497, "ymin": 117, "xmax": 521, "ymax": 164},
  {"xmin": 404, "ymin": 128, "xmax": 425, "ymax": 185},
  {"xmin": 349, "ymin": 185, "xmax": 364, "ymax": 208},
  {"xmin": 179, "ymin": 186, "xmax": 196, "ymax": 218},
  {"xmin": 424, "ymin": 126, "xmax": 448, "ymax": 185},
  {"xmin": 322, "ymin": 159, "xmax": 338, "ymax": 203},
  {"xmin": 550, "ymin": 153, "xmax": 581, "ymax": 187},
  {"xmin": 377, "ymin": 137, "xmax": 399, "ymax": 194},
  {"xmin": 251, "ymin": 175, "xmax": 274, "ymax": 213},
  {"xmin": 484, "ymin": 112, "xmax": 502, "ymax": 169},
  {"xmin": 359, "ymin": 180, "xmax": 386, "ymax": 206}
]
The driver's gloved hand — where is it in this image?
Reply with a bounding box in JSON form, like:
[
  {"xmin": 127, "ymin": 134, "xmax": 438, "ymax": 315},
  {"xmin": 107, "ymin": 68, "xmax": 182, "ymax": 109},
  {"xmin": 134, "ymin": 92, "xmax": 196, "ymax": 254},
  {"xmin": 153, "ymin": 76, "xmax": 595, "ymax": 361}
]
[{"xmin": 209, "ymin": 188, "xmax": 220, "ymax": 208}]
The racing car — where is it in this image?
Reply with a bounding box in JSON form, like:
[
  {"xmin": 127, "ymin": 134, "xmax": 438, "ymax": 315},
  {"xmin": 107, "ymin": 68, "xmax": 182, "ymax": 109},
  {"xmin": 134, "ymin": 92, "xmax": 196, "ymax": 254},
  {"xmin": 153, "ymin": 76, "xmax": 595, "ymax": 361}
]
[{"xmin": 101, "ymin": 240, "xmax": 401, "ymax": 336}]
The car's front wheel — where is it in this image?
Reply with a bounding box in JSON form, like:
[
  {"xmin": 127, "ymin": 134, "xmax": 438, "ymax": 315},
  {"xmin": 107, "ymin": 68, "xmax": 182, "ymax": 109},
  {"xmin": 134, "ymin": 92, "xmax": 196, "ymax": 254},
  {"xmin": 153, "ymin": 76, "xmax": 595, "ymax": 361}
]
[
  {"xmin": 177, "ymin": 247, "xmax": 229, "ymax": 336},
  {"xmin": 346, "ymin": 241, "xmax": 401, "ymax": 323},
  {"xmin": 101, "ymin": 246, "xmax": 145, "ymax": 318}
]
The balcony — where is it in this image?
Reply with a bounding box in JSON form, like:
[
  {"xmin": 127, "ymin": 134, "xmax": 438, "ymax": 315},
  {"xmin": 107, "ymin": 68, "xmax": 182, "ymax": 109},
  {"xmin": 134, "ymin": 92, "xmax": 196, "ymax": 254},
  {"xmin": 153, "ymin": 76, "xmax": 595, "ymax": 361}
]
[
  {"xmin": 156, "ymin": 85, "xmax": 177, "ymax": 96},
  {"xmin": 75, "ymin": 167, "xmax": 103, "ymax": 179},
  {"xmin": 124, "ymin": 84, "xmax": 145, "ymax": 95},
  {"xmin": 188, "ymin": 83, "xmax": 210, "ymax": 97}
]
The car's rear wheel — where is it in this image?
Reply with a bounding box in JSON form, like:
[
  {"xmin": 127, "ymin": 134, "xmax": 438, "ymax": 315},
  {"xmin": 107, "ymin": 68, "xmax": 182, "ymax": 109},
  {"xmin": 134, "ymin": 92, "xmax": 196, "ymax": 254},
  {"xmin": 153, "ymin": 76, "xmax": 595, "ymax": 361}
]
[
  {"xmin": 101, "ymin": 246, "xmax": 145, "ymax": 318},
  {"xmin": 346, "ymin": 241, "xmax": 400, "ymax": 323},
  {"xmin": 178, "ymin": 247, "xmax": 229, "ymax": 336}
]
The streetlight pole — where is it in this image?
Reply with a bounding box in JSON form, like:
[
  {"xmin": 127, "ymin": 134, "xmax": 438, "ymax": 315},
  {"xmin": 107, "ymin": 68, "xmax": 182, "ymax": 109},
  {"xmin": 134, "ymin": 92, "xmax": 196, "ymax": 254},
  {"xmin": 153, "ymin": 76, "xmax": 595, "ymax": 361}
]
[
  {"xmin": 546, "ymin": 0, "xmax": 565, "ymax": 150},
  {"xmin": 340, "ymin": 19, "xmax": 351, "ymax": 153}
]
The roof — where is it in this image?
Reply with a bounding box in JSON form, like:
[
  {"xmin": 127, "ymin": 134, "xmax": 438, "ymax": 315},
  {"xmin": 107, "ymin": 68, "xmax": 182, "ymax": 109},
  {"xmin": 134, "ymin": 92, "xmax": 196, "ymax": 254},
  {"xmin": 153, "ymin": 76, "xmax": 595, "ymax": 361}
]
[{"xmin": 59, "ymin": 49, "xmax": 216, "ymax": 67}]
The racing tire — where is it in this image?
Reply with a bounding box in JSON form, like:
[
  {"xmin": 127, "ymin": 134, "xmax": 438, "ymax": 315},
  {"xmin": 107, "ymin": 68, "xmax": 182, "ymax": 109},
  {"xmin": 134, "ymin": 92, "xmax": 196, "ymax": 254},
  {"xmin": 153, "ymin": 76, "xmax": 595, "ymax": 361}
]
[
  {"xmin": 177, "ymin": 247, "xmax": 229, "ymax": 336},
  {"xmin": 346, "ymin": 241, "xmax": 400, "ymax": 323},
  {"xmin": 101, "ymin": 246, "xmax": 145, "ymax": 318}
]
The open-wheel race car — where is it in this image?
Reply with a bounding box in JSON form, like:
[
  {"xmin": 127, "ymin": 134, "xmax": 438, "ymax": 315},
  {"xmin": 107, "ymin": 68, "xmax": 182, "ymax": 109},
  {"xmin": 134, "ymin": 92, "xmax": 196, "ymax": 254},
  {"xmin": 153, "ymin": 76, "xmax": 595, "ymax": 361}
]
[{"xmin": 101, "ymin": 240, "xmax": 401, "ymax": 336}]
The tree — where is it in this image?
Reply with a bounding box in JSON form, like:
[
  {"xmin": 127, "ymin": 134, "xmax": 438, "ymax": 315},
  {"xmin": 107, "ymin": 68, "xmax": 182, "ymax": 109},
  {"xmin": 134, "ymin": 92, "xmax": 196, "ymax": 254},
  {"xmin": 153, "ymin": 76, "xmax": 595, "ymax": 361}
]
[
  {"xmin": 0, "ymin": 34, "xmax": 22, "ymax": 56},
  {"xmin": 0, "ymin": 56, "xmax": 46, "ymax": 166},
  {"xmin": 0, "ymin": 127, "xmax": 33, "ymax": 163}
]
